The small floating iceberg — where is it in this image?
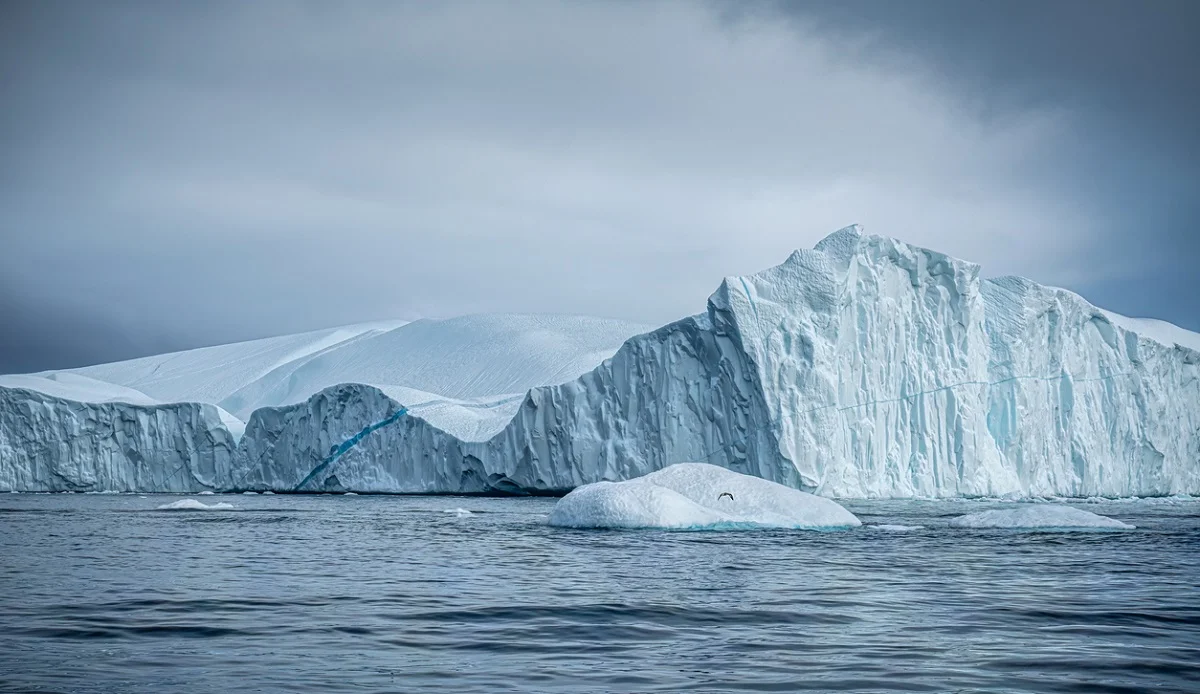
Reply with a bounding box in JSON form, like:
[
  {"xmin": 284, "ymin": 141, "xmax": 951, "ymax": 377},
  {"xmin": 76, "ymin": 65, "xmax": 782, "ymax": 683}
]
[
  {"xmin": 950, "ymin": 505, "xmax": 1133, "ymax": 530},
  {"xmin": 157, "ymin": 499, "xmax": 236, "ymax": 511},
  {"xmin": 548, "ymin": 463, "xmax": 859, "ymax": 530},
  {"xmin": 869, "ymin": 524, "xmax": 924, "ymax": 532},
  {"xmin": 443, "ymin": 507, "xmax": 473, "ymax": 517}
]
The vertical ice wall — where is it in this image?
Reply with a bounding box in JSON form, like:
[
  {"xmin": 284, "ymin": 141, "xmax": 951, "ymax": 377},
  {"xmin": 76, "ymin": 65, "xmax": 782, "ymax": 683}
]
[
  {"xmin": 716, "ymin": 226, "xmax": 1199, "ymax": 497},
  {"xmin": 980, "ymin": 276, "xmax": 1200, "ymax": 496},
  {"xmin": 0, "ymin": 388, "xmax": 238, "ymax": 492},
  {"xmin": 716, "ymin": 227, "xmax": 1011, "ymax": 497}
]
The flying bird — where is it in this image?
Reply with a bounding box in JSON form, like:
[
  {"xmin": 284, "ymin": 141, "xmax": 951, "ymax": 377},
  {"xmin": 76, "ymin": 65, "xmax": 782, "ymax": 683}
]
[{"xmin": 717, "ymin": 492, "xmax": 734, "ymax": 502}]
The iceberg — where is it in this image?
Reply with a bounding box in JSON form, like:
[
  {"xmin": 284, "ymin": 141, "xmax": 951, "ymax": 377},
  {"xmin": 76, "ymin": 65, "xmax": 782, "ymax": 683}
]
[
  {"xmin": 156, "ymin": 499, "xmax": 236, "ymax": 511},
  {"xmin": 949, "ymin": 505, "xmax": 1134, "ymax": 530},
  {"xmin": 232, "ymin": 227, "xmax": 1197, "ymax": 497},
  {"xmin": 548, "ymin": 463, "xmax": 860, "ymax": 530},
  {"xmin": 2, "ymin": 226, "xmax": 1198, "ymax": 497}
]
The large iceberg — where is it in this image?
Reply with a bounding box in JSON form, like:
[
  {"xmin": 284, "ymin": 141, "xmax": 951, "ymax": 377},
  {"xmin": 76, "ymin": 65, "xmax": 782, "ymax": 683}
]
[
  {"xmin": 2, "ymin": 226, "xmax": 1198, "ymax": 497},
  {"xmin": 547, "ymin": 462, "xmax": 860, "ymax": 530}
]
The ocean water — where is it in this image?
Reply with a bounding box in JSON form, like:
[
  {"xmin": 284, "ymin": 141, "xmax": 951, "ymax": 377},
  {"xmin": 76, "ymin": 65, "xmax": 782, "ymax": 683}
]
[{"xmin": 1, "ymin": 494, "xmax": 1198, "ymax": 693}]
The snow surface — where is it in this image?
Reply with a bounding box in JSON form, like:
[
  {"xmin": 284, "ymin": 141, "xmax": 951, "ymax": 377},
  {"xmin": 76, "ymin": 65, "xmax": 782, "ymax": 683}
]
[
  {"xmin": 0, "ymin": 372, "xmax": 159, "ymax": 406},
  {"xmin": 3, "ymin": 226, "xmax": 1199, "ymax": 497},
  {"xmin": 548, "ymin": 463, "xmax": 860, "ymax": 530},
  {"xmin": 1099, "ymin": 310, "xmax": 1200, "ymax": 353},
  {"xmin": 156, "ymin": 499, "xmax": 236, "ymax": 511},
  {"xmin": 70, "ymin": 321, "xmax": 407, "ymax": 412},
  {"xmin": 949, "ymin": 505, "xmax": 1134, "ymax": 530},
  {"xmin": 62, "ymin": 314, "xmax": 649, "ymax": 421}
]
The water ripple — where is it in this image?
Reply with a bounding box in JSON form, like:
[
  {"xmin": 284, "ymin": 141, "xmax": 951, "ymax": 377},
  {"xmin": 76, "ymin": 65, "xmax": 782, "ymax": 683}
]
[{"xmin": 1, "ymin": 494, "xmax": 1198, "ymax": 693}]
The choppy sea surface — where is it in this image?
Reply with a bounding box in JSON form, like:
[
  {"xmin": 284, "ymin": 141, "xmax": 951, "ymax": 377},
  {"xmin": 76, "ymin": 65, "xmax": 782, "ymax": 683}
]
[{"xmin": 2, "ymin": 493, "xmax": 1198, "ymax": 693}]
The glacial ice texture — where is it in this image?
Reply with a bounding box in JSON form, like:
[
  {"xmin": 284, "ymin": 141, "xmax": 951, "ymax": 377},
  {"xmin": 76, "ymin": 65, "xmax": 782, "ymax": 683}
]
[{"xmin": 0, "ymin": 388, "xmax": 238, "ymax": 493}]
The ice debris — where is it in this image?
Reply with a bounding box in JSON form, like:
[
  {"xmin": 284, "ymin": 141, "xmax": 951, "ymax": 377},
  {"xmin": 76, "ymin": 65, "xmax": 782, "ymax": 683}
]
[
  {"xmin": 548, "ymin": 463, "xmax": 860, "ymax": 530},
  {"xmin": 950, "ymin": 505, "xmax": 1133, "ymax": 530},
  {"xmin": 157, "ymin": 499, "xmax": 236, "ymax": 511}
]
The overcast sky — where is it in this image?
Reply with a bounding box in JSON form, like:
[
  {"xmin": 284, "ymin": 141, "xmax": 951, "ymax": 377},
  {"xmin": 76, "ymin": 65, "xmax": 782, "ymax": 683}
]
[{"xmin": 2, "ymin": 0, "xmax": 1197, "ymax": 373}]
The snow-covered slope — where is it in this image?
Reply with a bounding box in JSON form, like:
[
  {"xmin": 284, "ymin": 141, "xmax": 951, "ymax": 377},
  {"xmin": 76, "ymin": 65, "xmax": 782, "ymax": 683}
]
[
  {"xmin": 0, "ymin": 373, "xmax": 159, "ymax": 407},
  {"xmin": 3, "ymin": 226, "xmax": 1198, "ymax": 496},
  {"xmin": 1098, "ymin": 310, "xmax": 1200, "ymax": 352},
  {"xmin": 70, "ymin": 321, "xmax": 408, "ymax": 412},
  {"xmin": 63, "ymin": 314, "xmax": 648, "ymax": 421}
]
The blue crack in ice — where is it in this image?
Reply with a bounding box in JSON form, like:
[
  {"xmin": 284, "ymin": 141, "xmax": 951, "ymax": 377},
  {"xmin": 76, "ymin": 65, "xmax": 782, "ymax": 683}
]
[
  {"xmin": 293, "ymin": 406, "xmax": 409, "ymax": 492},
  {"xmin": 739, "ymin": 277, "xmax": 760, "ymax": 321}
]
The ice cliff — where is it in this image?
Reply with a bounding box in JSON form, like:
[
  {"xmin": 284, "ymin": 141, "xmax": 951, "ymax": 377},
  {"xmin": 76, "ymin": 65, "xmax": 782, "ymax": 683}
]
[
  {"xmin": 0, "ymin": 385, "xmax": 238, "ymax": 492},
  {"xmin": 3, "ymin": 227, "xmax": 1198, "ymax": 497}
]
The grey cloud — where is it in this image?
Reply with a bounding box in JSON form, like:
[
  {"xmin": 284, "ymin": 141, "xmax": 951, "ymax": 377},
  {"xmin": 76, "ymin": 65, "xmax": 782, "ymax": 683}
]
[
  {"xmin": 1, "ymin": 0, "xmax": 1196, "ymax": 373},
  {"xmin": 755, "ymin": 0, "xmax": 1200, "ymax": 323}
]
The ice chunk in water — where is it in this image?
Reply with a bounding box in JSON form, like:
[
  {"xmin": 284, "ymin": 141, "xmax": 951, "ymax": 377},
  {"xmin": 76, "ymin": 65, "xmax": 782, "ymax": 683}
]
[
  {"xmin": 548, "ymin": 463, "xmax": 859, "ymax": 530},
  {"xmin": 157, "ymin": 499, "xmax": 236, "ymax": 511},
  {"xmin": 950, "ymin": 505, "xmax": 1133, "ymax": 530}
]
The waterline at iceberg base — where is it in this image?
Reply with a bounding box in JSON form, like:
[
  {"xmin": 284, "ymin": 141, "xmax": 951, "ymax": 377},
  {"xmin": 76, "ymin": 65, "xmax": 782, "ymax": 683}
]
[{"xmin": 2, "ymin": 226, "xmax": 1198, "ymax": 498}]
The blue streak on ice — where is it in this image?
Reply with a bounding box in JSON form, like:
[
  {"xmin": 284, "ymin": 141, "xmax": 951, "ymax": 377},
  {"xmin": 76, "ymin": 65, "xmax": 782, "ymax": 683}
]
[
  {"xmin": 293, "ymin": 407, "xmax": 409, "ymax": 492},
  {"xmin": 739, "ymin": 278, "xmax": 760, "ymax": 321}
]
